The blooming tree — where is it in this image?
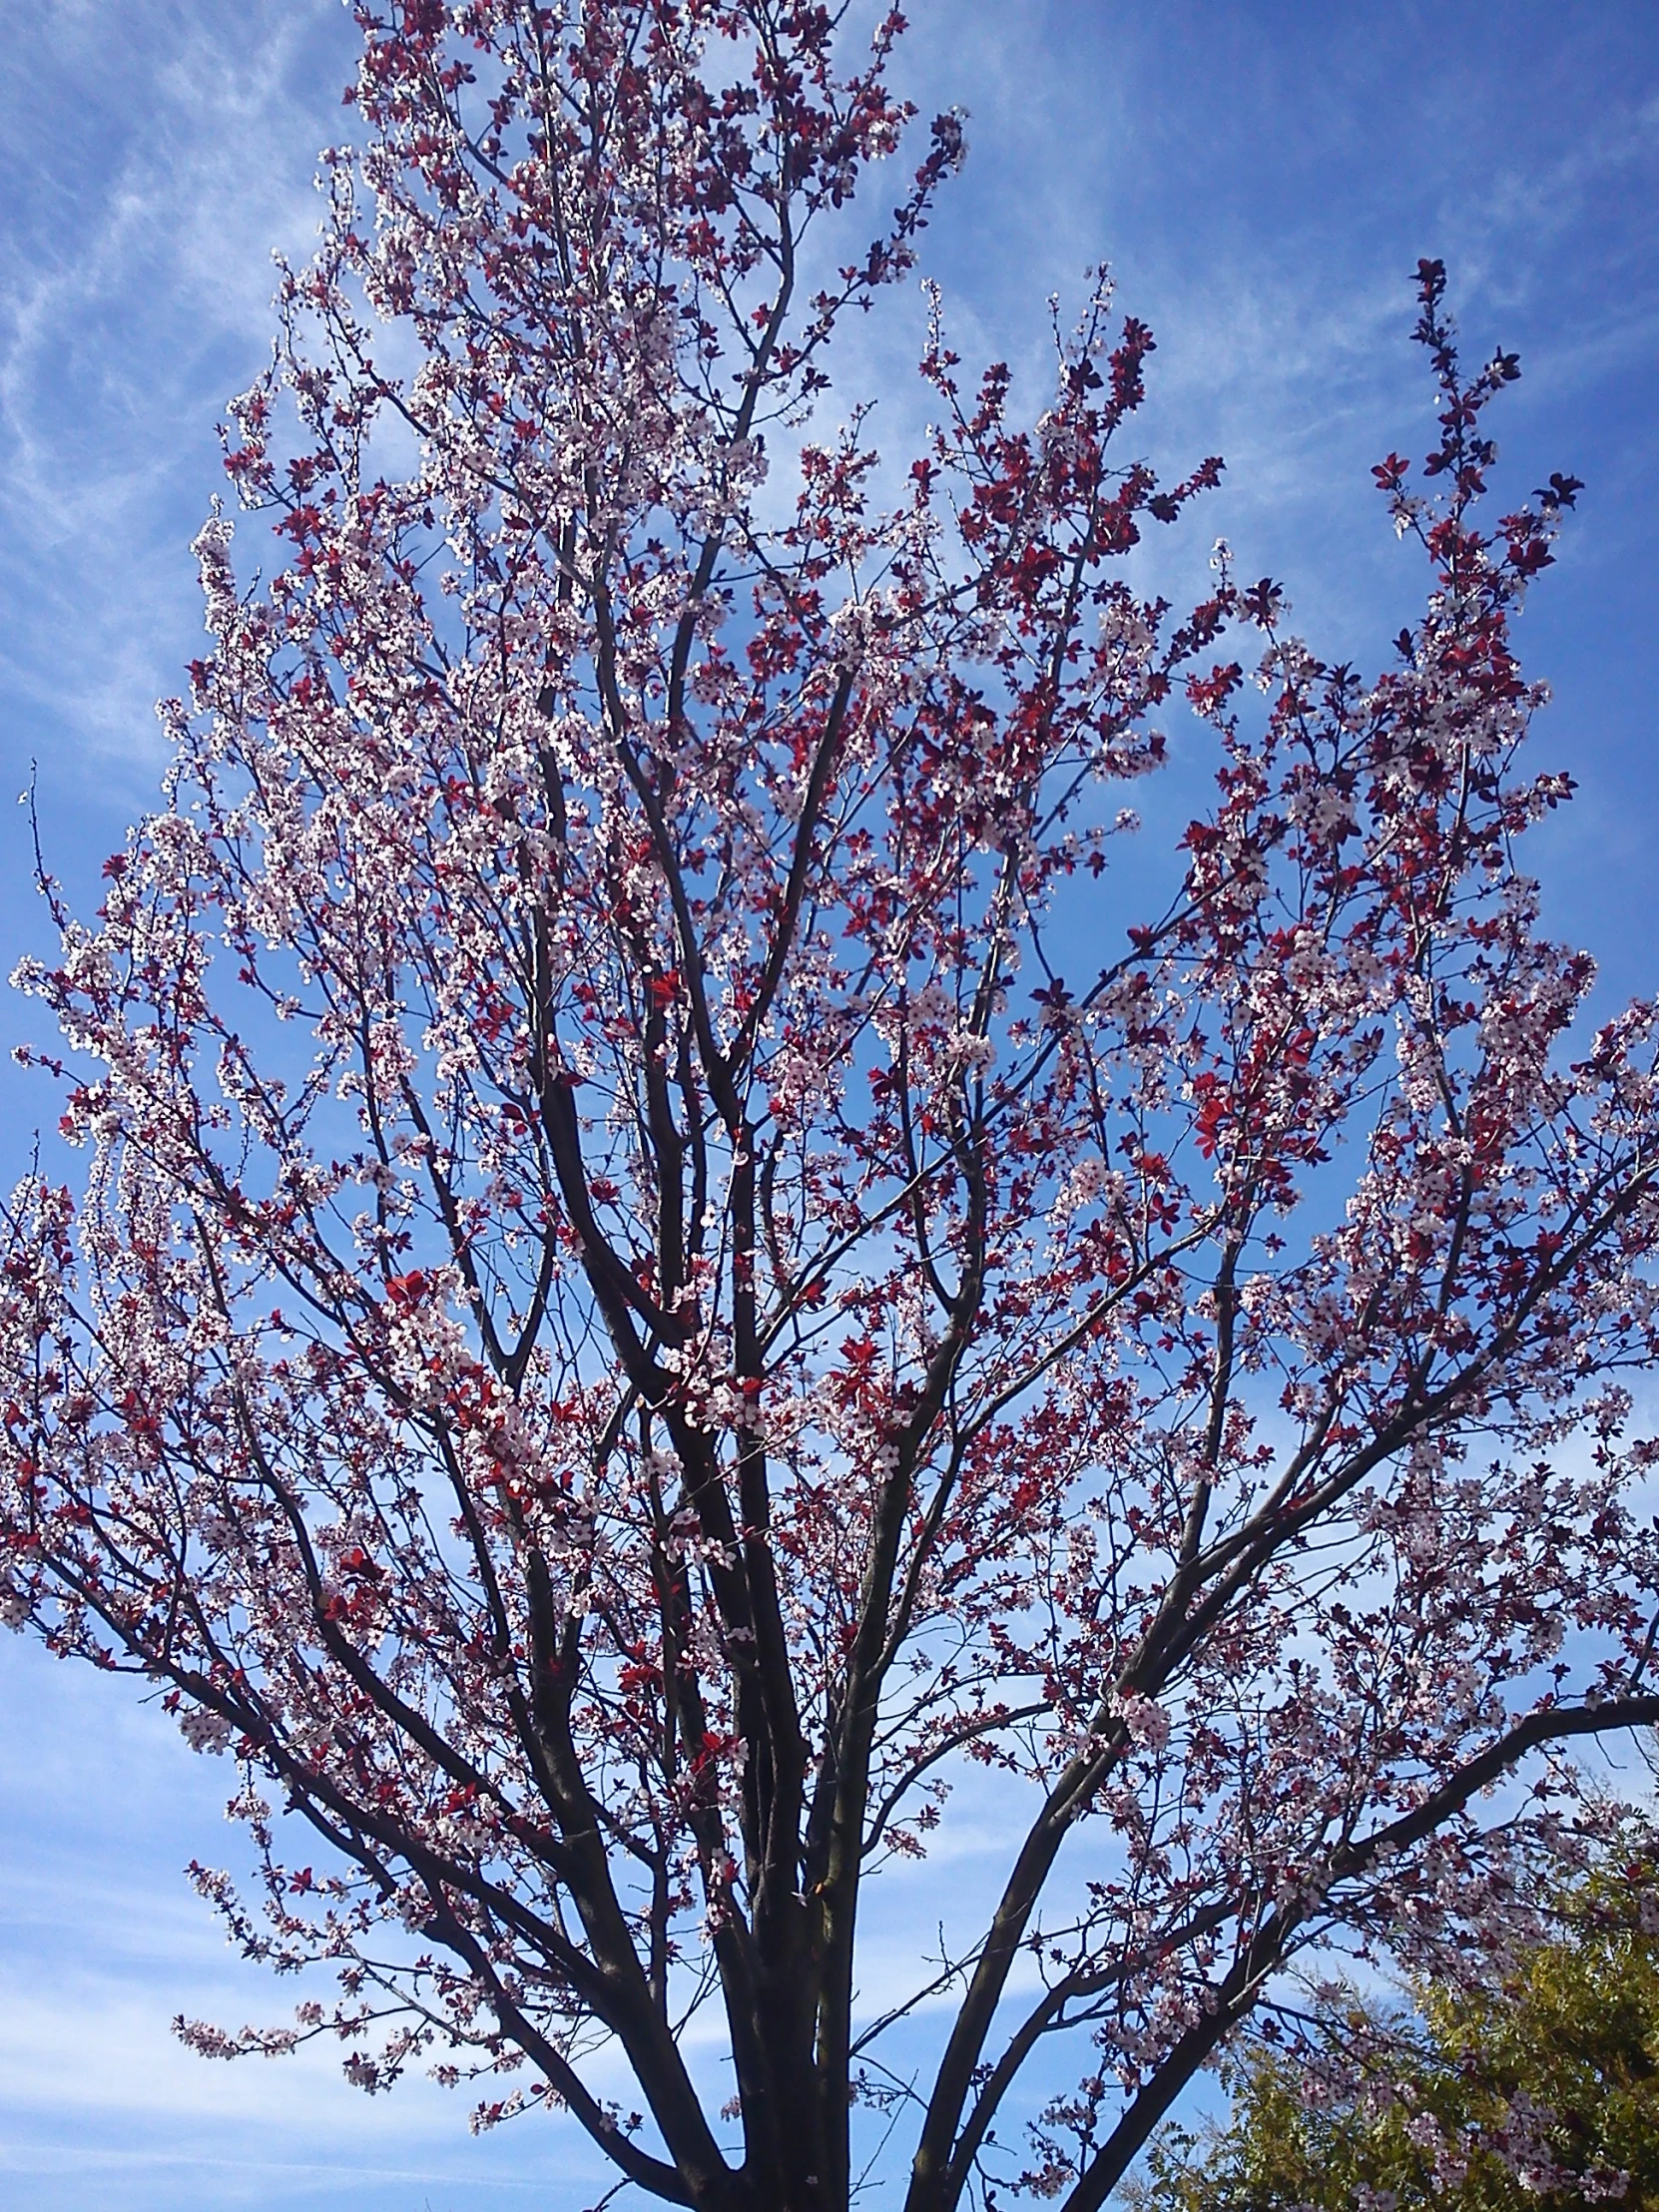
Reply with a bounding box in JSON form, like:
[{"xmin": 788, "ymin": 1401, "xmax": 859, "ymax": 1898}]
[{"xmin": 3, "ymin": 6, "xmax": 1659, "ymax": 2209}]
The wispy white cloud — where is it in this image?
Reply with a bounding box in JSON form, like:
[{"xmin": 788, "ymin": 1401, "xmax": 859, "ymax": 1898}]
[{"xmin": 0, "ymin": 0, "xmax": 352, "ymax": 784}]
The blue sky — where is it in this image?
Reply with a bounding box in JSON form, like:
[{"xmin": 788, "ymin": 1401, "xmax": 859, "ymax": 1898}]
[{"xmin": 0, "ymin": 3, "xmax": 1655, "ymax": 2206}]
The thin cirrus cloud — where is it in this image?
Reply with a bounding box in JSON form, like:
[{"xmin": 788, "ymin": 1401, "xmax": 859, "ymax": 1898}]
[
  {"xmin": 0, "ymin": 4, "xmax": 1656, "ymax": 2209},
  {"xmin": 0, "ymin": 0, "xmax": 351, "ymax": 787}
]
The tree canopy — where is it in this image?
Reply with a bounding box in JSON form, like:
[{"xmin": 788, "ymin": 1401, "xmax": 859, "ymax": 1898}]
[
  {"xmin": 1135, "ymin": 1832, "xmax": 1659, "ymax": 2209},
  {"xmin": 2, "ymin": 7, "xmax": 1659, "ymax": 2211}
]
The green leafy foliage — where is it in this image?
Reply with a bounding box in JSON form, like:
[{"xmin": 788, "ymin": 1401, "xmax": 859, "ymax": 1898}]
[{"xmin": 1134, "ymin": 1836, "xmax": 1659, "ymax": 2209}]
